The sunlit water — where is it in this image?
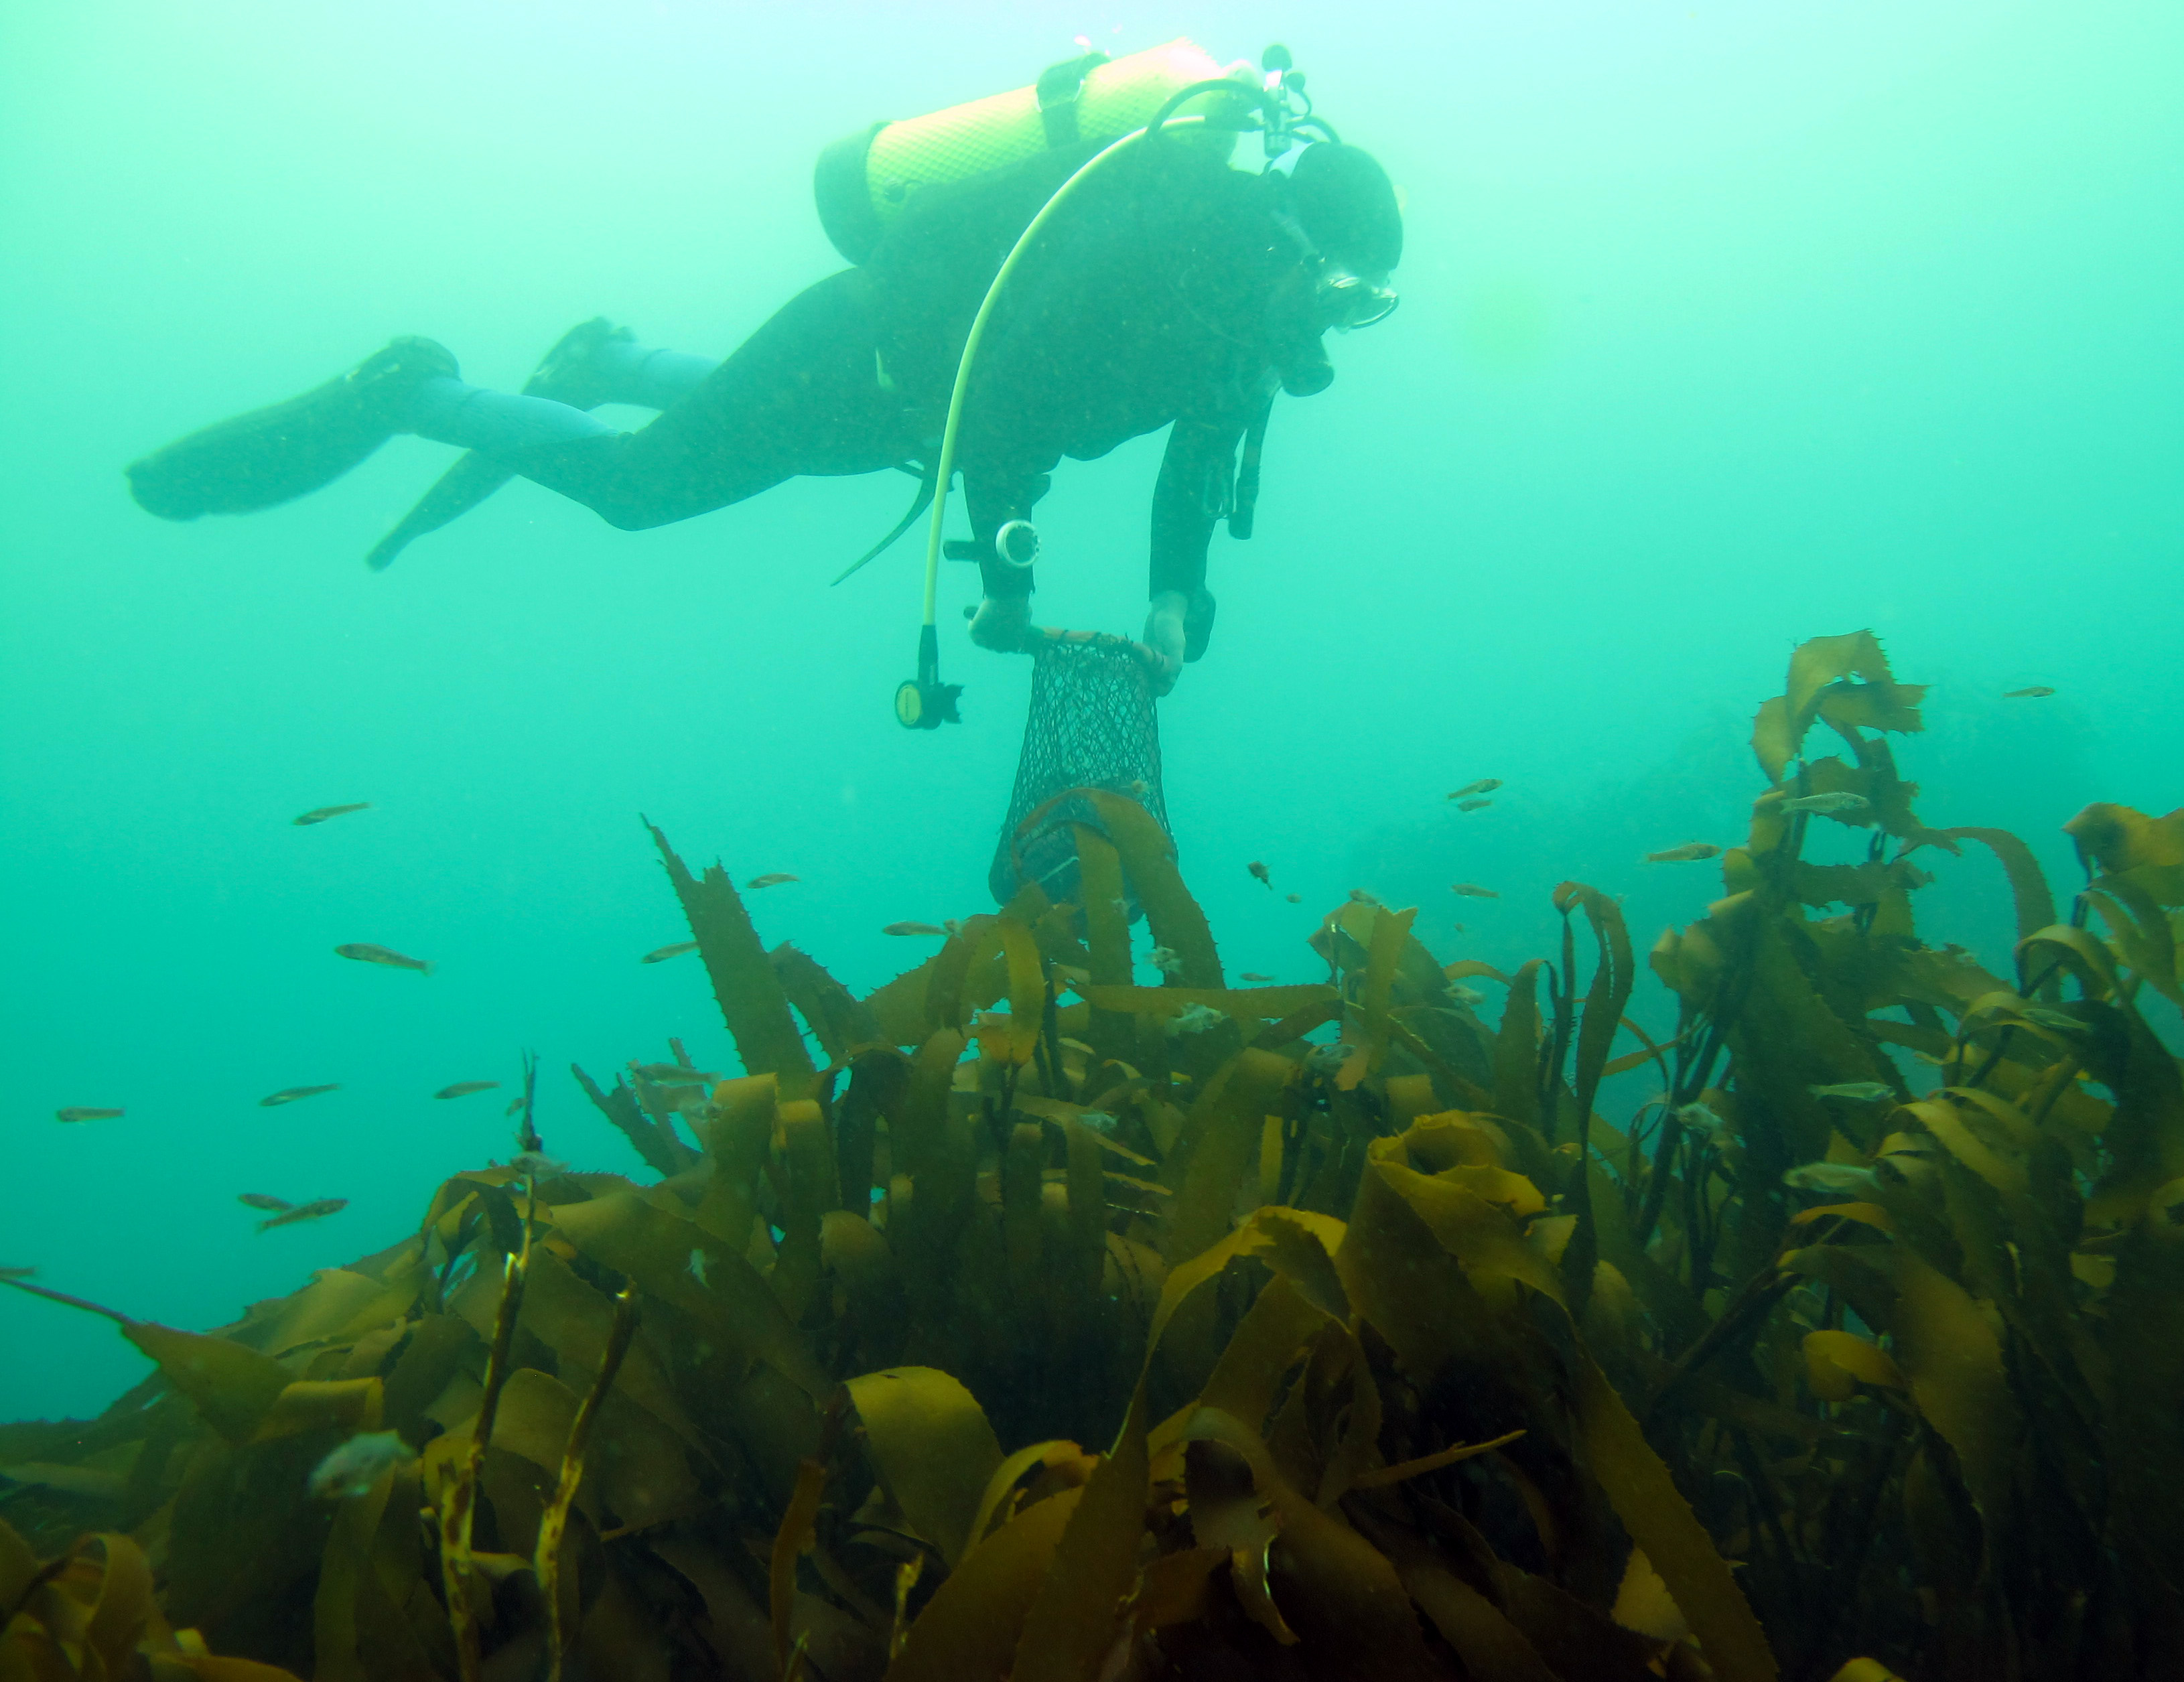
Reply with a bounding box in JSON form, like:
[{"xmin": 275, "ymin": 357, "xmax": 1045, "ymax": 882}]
[{"xmin": 3, "ymin": 0, "xmax": 2178, "ymax": 1417}]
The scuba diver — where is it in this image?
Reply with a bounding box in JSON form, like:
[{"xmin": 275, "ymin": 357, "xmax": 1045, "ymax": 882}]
[{"xmin": 123, "ymin": 44, "xmax": 1400, "ymax": 701}]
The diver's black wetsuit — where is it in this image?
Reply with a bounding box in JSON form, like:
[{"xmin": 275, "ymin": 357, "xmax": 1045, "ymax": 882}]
[{"xmin": 506, "ymin": 139, "xmax": 1322, "ymax": 604}]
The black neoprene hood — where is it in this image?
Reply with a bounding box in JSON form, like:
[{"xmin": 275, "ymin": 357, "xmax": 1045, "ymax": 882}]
[{"xmin": 1288, "ymin": 143, "xmax": 1403, "ymax": 275}]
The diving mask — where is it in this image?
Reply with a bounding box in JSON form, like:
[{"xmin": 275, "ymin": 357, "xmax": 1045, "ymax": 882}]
[{"xmin": 1318, "ymin": 268, "xmax": 1399, "ymax": 332}]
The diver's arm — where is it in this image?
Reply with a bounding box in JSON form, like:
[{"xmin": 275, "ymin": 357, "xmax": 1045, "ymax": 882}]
[
  {"xmin": 1142, "ymin": 418, "xmax": 1240, "ymax": 683},
  {"xmin": 1149, "ymin": 417, "xmax": 1239, "ymax": 602}
]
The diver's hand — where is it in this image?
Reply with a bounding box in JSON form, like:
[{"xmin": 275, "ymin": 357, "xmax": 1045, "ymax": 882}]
[
  {"xmin": 1143, "ymin": 590, "xmax": 1188, "ymax": 695},
  {"xmin": 969, "ymin": 593, "xmax": 1035, "ymax": 652}
]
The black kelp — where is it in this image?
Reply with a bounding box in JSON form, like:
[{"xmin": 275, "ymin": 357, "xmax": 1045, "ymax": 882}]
[{"xmin": 3, "ymin": 634, "xmax": 2181, "ymax": 1682}]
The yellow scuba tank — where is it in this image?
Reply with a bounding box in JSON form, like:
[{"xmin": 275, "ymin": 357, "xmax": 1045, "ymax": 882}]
[{"xmin": 815, "ymin": 40, "xmax": 1248, "ymax": 264}]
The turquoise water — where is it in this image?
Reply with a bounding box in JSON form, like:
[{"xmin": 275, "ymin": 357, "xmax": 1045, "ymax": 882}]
[{"xmin": 2, "ymin": 0, "xmax": 2177, "ymax": 1419}]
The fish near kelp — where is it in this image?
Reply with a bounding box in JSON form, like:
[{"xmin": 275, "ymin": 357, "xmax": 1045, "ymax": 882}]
[
  {"xmin": 257, "ymin": 1197, "xmax": 348, "ymax": 1232},
  {"xmin": 640, "ymin": 940, "xmax": 699, "ymax": 964},
  {"xmin": 746, "ymin": 873, "xmax": 799, "ymax": 890},
  {"xmin": 1808, "ymin": 1081, "xmax": 1895, "ymax": 1103},
  {"xmin": 1779, "ymin": 792, "xmax": 1870, "ymax": 815},
  {"xmin": 435, "ymin": 1080, "xmax": 500, "ymax": 1099},
  {"xmin": 1645, "ymin": 842, "xmax": 1722, "ymax": 863},
  {"xmin": 334, "ymin": 942, "xmax": 432, "ymax": 975},
  {"xmin": 259, "ymin": 1084, "xmax": 340, "ymax": 1107},
  {"xmin": 2003, "ymin": 686, "xmax": 2055, "ymax": 699},
  {"xmin": 292, "ymin": 802, "xmax": 370, "ymax": 826},
  {"xmin": 882, "ymin": 921, "xmax": 947, "ymax": 936},
  {"xmin": 309, "ymin": 1430, "xmax": 414, "ymax": 1500},
  {"xmin": 1452, "ymin": 882, "xmax": 1499, "ymax": 899},
  {"xmin": 632, "ymin": 1063, "xmax": 714, "ymax": 1087}
]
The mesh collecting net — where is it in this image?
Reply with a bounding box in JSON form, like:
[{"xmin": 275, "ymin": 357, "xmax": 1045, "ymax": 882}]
[{"xmin": 988, "ymin": 634, "xmax": 1171, "ymax": 908}]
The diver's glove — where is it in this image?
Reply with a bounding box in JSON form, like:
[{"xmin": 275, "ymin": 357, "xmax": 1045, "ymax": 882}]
[{"xmin": 969, "ymin": 593, "xmax": 1036, "ymax": 652}]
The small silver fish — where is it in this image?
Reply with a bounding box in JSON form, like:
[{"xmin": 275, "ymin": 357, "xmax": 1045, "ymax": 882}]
[
  {"xmin": 309, "ymin": 1430, "xmax": 413, "ymax": 1500},
  {"xmin": 1148, "ymin": 946, "xmax": 1184, "ymax": 977},
  {"xmin": 1451, "ymin": 883, "xmax": 1499, "ymax": 900},
  {"xmin": 334, "ymin": 943, "xmax": 432, "ymax": 975},
  {"xmin": 259, "ymin": 1084, "xmax": 340, "ymax": 1108},
  {"xmin": 257, "ymin": 1197, "xmax": 348, "ymax": 1232},
  {"xmin": 0, "ymin": 1266, "xmax": 36, "ymax": 1281},
  {"xmin": 2002, "ymin": 686, "xmax": 2055, "ymax": 699},
  {"xmin": 1447, "ymin": 779, "xmax": 1502, "ymax": 800},
  {"xmin": 434, "ymin": 1080, "xmax": 500, "ymax": 1100},
  {"xmin": 1284, "ymin": 892, "xmax": 1302, "ymax": 904},
  {"xmin": 2019, "ymin": 1007, "xmax": 2081, "ymax": 1032},
  {"xmin": 746, "ymin": 873, "xmax": 799, "ymax": 890},
  {"xmin": 238, "ymin": 1192, "xmax": 292, "ymax": 1212},
  {"xmin": 1779, "ymin": 793, "xmax": 1870, "ymax": 815},
  {"xmin": 1783, "ymin": 1162, "xmax": 1877, "ymax": 1195},
  {"xmin": 1674, "ymin": 1101, "xmax": 1731, "ymax": 1145},
  {"xmin": 1239, "ymin": 972, "xmax": 1276, "ymax": 983},
  {"xmin": 1077, "ymin": 1111, "xmax": 1118, "ymax": 1135},
  {"xmin": 1645, "ymin": 843, "xmax": 1722, "ymax": 864},
  {"xmin": 1456, "ymin": 798, "xmax": 1493, "ymax": 813},
  {"xmin": 1166, "ymin": 1003, "xmax": 1228, "ymax": 1036},
  {"xmin": 640, "ymin": 940, "xmax": 699, "ymax": 964},
  {"xmin": 687, "ymin": 1247, "xmax": 709, "ymax": 1287},
  {"xmin": 1450, "ymin": 984, "xmax": 1487, "ymax": 1008},
  {"xmin": 1807, "ymin": 1082, "xmax": 1895, "ymax": 1103},
  {"xmin": 883, "ymin": 921, "xmax": 947, "ymax": 937},
  {"xmin": 54, "ymin": 1107, "xmax": 123, "ymax": 1123},
  {"xmin": 633, "ymin": 1063, "xmax": 713, "ymax": 1087},
  {"xmin": 293, "ymin": 802, "xmax": 371, "ymax": 827}
]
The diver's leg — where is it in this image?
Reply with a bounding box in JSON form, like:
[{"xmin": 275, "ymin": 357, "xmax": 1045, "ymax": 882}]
[
  {"xmin": 493, "ymin": 269, "xmax": 910, "ymax": 532},
  {"xmin": 528, "ymin": 320, "xmax": 716, "ymax": 412},
  {"xmin": 125, "ymin": 324, "xmax": 717, "ymax": 524}
]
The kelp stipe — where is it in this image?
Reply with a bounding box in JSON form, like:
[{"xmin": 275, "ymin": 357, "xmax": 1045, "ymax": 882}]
[{"xmin": 3, "ymin": 632, "xmax": 2180, "ymax": 1682}]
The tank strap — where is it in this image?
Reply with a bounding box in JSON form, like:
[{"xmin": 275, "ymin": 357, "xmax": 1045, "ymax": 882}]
[{"xmin": 1035, "ymin": 51, "xmax": 1108, "ymax": 149}]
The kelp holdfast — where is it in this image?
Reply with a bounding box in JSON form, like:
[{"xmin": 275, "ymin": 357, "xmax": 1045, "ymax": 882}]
[{"xmin": 988, "ymin": 632, "xmax": 1171, "ymax": 908}]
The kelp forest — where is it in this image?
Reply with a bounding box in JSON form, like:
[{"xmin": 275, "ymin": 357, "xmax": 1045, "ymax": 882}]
[{"xmin": 6, "ymin": 631, "xmax": 2183, "ymax": 1682}]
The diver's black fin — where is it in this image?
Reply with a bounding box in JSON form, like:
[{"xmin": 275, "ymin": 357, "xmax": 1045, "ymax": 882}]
[{"xmin": 127, "ymin": 337, "xmax": 455, "ymax": 522}]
